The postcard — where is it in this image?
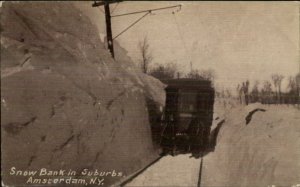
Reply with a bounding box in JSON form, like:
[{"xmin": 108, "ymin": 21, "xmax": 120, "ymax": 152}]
[{"xmin": 1, "ymin": 1, "xmax": 299, "ymax": 187}]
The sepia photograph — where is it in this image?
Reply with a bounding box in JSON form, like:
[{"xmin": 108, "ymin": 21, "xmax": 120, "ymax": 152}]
[{"xmin": 1, "ymin": 1, "xmax": 300, "ymax": 187}]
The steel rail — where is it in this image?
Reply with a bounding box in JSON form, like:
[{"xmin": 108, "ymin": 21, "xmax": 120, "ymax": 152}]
[
  {"xmin": 197, "ymin": 153, "xmax": 204, "ymax": 187},
  {"xmin": 118, "ymin": 155, "xmax": 164, "ymax": 187}
]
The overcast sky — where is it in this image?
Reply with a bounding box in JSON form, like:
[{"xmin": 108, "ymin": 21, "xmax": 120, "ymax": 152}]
[{"xmin": 77, "ymin": 1, "xmax": 299, "ymax": 92}]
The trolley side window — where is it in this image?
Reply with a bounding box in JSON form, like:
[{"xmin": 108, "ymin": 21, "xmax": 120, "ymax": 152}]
[{"xmin": 198, "ymin": 93, "xmax": 209, "ymax": 113}]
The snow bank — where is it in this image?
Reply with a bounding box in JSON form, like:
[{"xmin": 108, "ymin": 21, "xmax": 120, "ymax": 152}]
[
  {"xmin": 202, "ymin": 104, "xmax": 300, "ymax": 187},
  {"xmin": 1, "ymin": 2, "xmax": 165, "ymax": 186}
]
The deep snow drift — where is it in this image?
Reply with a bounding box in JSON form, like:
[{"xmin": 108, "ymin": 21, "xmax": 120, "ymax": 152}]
[
  {"xmin": 202, "ymin": 103, "xmax": 300, "ymax": 187},
  {"xmin": 1, "ymin": 2, "xmax": 165, "ymax": 186},
  {"xmin": 125, "ymin": 102, "xmax": 300, "ymax": 187}
]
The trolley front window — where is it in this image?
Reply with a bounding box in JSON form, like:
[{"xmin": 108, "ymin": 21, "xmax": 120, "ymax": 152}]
[{"xmin": 178, "ymin": 91, "xmax": 197, "ymax": 113}]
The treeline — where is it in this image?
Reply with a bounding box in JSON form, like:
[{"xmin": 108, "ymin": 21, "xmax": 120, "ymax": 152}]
[
  {"xmin": 136, "ymin": 37, "xmax": 299, "ymax": 105},
  {"xmin": 237, "ymin": 73, "xmax": 300, "ymax": 105},
  {"xmin": 148, "ymin": 62, "xmax": 215, "ymax": 83},
  {"xmin": 147, "ymin": 62, "xmax": 299, "ymax": 105}
]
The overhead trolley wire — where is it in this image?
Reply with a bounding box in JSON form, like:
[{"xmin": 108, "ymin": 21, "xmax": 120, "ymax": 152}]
[
  {"xmin": 102, "ymin": 4, "xmax": 181, "ymax": 40},
  {"xmin": 112, "ymin": 4, "xmax": 181, "ymax": 40},
  {"xmin": 111, "ymin": 5, "xmax": 181, "ymax": 18},
  {"xmin": 113, "ymin": 11, "xmax": 151, "ymax": 40},
  {"xmin": 93, "ymin": 1, "xmax": 182, "ymax": 58},
  {"xmin": 111, "ymin": 2, "xmax": 119, "ymax": 14},
  {"xmin": 97, "ymin": 6, "xmax": 105, "ymax": 14}
]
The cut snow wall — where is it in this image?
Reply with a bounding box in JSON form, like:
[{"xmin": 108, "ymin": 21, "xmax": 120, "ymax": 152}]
[
  {"xmin": 203, "ymin": 104, "xmax": 300, "ymax": 187},
  {"xmin": 0, "ymin": 2, "xmax": 165, "ymax": 186}
]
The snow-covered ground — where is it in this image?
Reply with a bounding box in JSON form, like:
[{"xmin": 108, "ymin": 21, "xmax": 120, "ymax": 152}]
[
  {"xmin": 125, "ymin": 102, "xmax": 300, "ymax": 187},
  {"xmin": 125, "ymin": 154, "xmax": 201, "ymax": 187}
]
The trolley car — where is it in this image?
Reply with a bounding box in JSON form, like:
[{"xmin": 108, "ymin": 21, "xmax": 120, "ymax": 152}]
[{"xmin": 160, "ymin": 78, "xmax": 215, "ymax": 156}]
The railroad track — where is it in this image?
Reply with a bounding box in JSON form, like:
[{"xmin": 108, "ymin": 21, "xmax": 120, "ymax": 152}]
[
  {"xmin": 197, "ymin": 154, "xmax": 204, "ymax": 187},
  {"xmin": 117, "ymin": 152, "xmax": 205, "ymax": 187},
  {"xmin": 119, "ymin": 156, "xmax": 164, "ymax": 187}
]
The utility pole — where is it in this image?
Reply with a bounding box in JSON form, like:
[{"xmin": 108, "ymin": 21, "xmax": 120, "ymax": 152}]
[
  {"xmin": 104, "ymin": 3, "xmax": 114, "ymax": 58},
  {"xmin": 298, "ymin": 3, "xmax": 300, "ymax": 108},
  {"xmin": 93, "ymin": 1, "xmax": 122, "ymax": 59},
  {"xmin": 93, "ymin": 1, "xmax": 181, "ymax": 59}
]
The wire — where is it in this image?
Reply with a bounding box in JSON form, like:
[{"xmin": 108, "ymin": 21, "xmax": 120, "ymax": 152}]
[
  {"xmin": 111, "ymin": 5, "xmax": 181, "ymax": 18},
  {"xmin": 111, "ymin": 2, "xmax": 119, "ymax": 14},
  {"xmin": 113, "ymin": 11, "xmax": 151, "ymax": 40},
  {"xmin": 97, "ymin": 6, "xmax": 104, "ymax": 14}
]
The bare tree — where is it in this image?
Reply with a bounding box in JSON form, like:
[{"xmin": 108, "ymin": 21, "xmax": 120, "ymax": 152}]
[
  {"xmin": 186, "ymin": 68, "xmax": 216, "ymax": 82},
  {"xmin": 261, "ymin": 80, "xmax": 273, "ymax": 104},
  {"xmin": 296, "ymin": 73, "xmax": 300, "ymax": 94},
  {"xmin": 186, "ymin": 69, "xmax": 203, "ymax": 79},
  {"xmin": 278, "ymin": 75, "xmax": 284, "ymax": 103},
  {"xmin": 244, "ymin": 80, "xmax": 250, "ymax": 105},
  {"xmin": 250, "ymin": 80, "xmax": 260, "ymax": 103},
  {"xmin": 287, "ymin": 76, "xmax": 297, "ymax": 93},
  {"xmin": 138, "ymin": 36, "xmax": 153, "ymax": 74},
  {"xmin": 149, "ymin": 62, "xmax": 178, "ymax": 82},
  {"xmin": 286, "ymin": 76, "xmax": 298, "ymax": 104},
  {"xmin": 271, "ymin": 75, "xmax": 278, "ymax": 95},
  {"xmin": 199, "ymin": 69, "xmax": 216, "ymax": 82},
  {"xmin": 271, "ymin": 74, "xmax": 284, "ymax": 103},
  {"xmin": 296, "ymin": 73, "xmax": 300, "ymax": 107}
]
